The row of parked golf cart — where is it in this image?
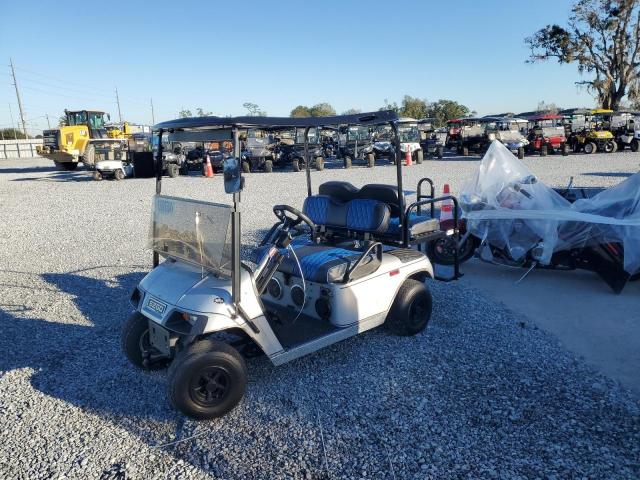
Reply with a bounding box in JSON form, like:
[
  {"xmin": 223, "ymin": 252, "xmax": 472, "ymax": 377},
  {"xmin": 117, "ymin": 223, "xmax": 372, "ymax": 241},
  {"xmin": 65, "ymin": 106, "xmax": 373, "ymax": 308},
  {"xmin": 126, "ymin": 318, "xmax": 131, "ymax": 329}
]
[{"xmin": 445, "ymin": 108, "xmax": 640, "ymax": 159}]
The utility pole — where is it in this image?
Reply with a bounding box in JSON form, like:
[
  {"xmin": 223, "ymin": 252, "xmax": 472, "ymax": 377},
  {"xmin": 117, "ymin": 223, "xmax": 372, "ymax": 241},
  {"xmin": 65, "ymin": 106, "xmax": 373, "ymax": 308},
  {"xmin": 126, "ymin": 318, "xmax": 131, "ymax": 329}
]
[
  {"xmin": 8, "ymin": 103, "xmax": 18, "ymax": 140},
  {"xmin": 115, "ymin": 87, "xmax": 122, "ymax": 123},
  {"xmin": 46, "ymin": 114, "xmax": 51, "ymax": 129},
  {"xmin": 9, "ymin": 58, "xmax": 27, "ymax": 137},
  {"xmin": 150, "ymin": 98, "xmax": 155, "ymax": 125}
]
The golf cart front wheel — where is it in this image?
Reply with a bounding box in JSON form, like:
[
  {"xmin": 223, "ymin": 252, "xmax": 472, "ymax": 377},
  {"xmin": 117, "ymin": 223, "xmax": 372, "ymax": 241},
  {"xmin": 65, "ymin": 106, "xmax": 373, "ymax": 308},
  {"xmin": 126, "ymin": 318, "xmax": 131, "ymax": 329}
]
[
  {"xmin": 167, "ymin": 163, "xmax": 179, "ymax": 177},
  {"xmin": 343, "ymin": 155, "xmax": 352, "ymax": 169},
  {"xmin": 518, "ymin": 147, "xmax": 525, "ymax": 159},
  {"xmin": 315, "ymin": 156, "xmax": 325, "ymax": 171},
  {"xmin": 114, "ymin": 169, "xmax": 125, "ymax": 181},
  {"xmin": 415, "ymin": 149, "xmax": 424, "ymax": 164},
  {"xmin": 292, "ymin": 158, "xmax": 301, "ymax": 172},
  {"xmin": 386, "ymin": 279, "xmax": 433, "ymax": 336},
  {"xmin": 367, "ymin": 153, "xmax": 375, "ymax": 168},
  {"xmin": 93, "ymin": 171, "xmax": 103, "ymax": 181},
  {"xmin": 121, "ymin": 312, "xmax": 165, "ymax": 370},
  {"xmin": 264, "ymin": 160, "xmax": 273, "ymax": 173},
  {"xmin": 584, "ymin": 142, "xmax": 596, "ymax": 154},
  {"xmin": 631, "ymin": 139, "xmax": 640, "ymax": 152},
  {"xmin": 167, "ymin": 339, "xmax": 247, "ymax": 420}
]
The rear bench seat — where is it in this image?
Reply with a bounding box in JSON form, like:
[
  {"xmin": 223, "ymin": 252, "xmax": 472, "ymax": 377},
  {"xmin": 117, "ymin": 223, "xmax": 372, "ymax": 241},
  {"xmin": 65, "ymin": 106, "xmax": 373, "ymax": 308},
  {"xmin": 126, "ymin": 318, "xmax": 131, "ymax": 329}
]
[{"xmin": 310, "ymin": 181, "xmax": 439, "ymax": 240}]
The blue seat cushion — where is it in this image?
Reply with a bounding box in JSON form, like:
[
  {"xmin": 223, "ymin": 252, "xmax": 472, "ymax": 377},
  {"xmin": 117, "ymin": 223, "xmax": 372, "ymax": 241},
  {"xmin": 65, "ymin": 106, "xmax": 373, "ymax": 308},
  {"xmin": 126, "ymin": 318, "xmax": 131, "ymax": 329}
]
[
  {"xmin": 303, "ymin": 195, "xmax": 390, "ymax": 234},
  {"xmin": 278, "ymin": 243, "xmax": 380, "ymax": 283}
]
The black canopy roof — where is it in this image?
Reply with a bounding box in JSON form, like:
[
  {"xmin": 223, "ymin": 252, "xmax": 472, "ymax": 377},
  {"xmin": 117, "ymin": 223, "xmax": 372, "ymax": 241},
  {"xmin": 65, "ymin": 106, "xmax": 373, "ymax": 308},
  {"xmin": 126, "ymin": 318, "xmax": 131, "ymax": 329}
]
[{"xmin": 154, "ymin": 110, "xmax": 398, "ymax": 131}]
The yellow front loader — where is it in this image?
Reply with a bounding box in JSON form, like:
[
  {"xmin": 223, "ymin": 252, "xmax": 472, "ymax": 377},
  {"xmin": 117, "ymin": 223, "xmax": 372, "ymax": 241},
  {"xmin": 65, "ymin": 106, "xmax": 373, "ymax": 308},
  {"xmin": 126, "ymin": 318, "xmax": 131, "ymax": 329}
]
[{"xmin": 37, "ymin": 109, "xmax": 129, "ymax": 170}]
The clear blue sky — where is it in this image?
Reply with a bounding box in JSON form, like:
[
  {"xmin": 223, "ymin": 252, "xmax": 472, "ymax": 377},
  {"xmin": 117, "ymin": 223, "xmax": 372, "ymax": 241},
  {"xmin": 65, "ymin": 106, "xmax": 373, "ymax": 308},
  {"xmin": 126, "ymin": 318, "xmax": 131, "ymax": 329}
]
[{"xmin": 1, "ymin": 0, "xmax": 595, "ymax": 134}]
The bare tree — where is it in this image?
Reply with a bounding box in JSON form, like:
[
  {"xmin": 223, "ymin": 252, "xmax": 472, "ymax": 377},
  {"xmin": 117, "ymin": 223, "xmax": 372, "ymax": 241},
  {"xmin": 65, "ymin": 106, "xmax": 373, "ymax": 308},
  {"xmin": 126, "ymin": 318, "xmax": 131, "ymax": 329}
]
[{"xmin": 526, "ymin": 0, "xmax": 640, "ymax": 109}]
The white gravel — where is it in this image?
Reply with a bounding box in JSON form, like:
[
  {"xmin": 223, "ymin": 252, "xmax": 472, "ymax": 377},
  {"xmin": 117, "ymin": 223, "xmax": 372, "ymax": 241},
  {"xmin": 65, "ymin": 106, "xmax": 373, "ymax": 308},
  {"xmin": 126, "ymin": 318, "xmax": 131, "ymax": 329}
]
[{"xmin": 1, "ymin": 152, "xmax": 639, "ymax": 479}]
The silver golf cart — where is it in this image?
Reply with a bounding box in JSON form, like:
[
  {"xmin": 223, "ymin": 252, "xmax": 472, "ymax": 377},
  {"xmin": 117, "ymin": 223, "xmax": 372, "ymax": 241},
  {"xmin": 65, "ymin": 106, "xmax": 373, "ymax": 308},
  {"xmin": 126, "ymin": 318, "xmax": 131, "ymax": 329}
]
[{"xmin": 121, "ymin": 112, "xmax": 461, "ymax": 419}]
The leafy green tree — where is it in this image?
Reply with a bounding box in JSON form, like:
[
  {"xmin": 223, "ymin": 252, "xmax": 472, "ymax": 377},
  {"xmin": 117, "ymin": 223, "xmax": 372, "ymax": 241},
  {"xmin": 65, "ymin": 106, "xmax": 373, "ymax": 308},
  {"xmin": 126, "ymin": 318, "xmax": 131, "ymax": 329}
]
[
  {"xmin": 309, "ymin": 103, "xmax": 336, "ymax": 117},
  {"xmin": 379, "ymin": 99, "xmax": 400, "ymax": 113},
  {"xmin": 526, "ymin": 0, "xmax": 640, "ymax": 109},
  {"xmin": 290, "ymin": 105, "xmax": 312, "ymax": 117},
  {"xmin": 0, "ymin": 128, "xmax": 27, "ymax": 139},
  {"xmin": 427, "ymin": 99, "xmax": 471, "ymax": 126},
  {"xmin": 399, "ymin": 95, "xmax": 429, "ymax": 119},
  {"xmin": 341, "ymin": 108, "xmax": 361, "ymax": 115},
  {"xmin": 179, "ymin": 109, "xmax": 193, "ymax": 118},
  {"xmin": 196, "ymin": 108, "xmax": 213, "ymax": 117}
]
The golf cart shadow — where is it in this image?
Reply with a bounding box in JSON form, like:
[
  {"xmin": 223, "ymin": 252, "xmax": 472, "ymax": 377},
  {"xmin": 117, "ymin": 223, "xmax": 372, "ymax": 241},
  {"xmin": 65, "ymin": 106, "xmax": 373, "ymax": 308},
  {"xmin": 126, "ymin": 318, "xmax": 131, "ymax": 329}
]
[
  {"xmin": 0, "ymin": 165, "xmax": 58, "ymax": 174},
  {"xmin": 11, "ymin": 169, "xmax": 93, "ymax": 182}
]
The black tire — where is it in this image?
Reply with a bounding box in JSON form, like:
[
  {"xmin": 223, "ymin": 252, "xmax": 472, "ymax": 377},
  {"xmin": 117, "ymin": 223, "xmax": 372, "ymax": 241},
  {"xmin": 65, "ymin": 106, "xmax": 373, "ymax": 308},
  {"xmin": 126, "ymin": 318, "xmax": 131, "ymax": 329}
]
[
  {"xmin": 315, "ymin": 156, "xmax": 325, "ymax": 171},
  {"xmin": 631, "ymin": 139, "xmax": 640, "ymax": 152},
  {"xmin": 540, "ymin": 145, "xmax": 548, "ymax": 156},
  {"xmin": 292, "ymin": 158, "xmax": 301, "ymax": 172},
  {"xmin": 386, "ymin": 279, "xmax": 433, "ymax": 336},
  {"xmin": 610, "ymin": 140, "xmax": 618, "ymax": 153},
  {"xmin": 55, "ymin": 161, "xmax": 79, "ymax": 171},
  {"xmin": 121, "ymin": 312, "xmax": 165, "ymax": 370},
  {"xmin": 518, "ymin": 147, "xmax": 525, "ymax": 159},
  {"xmin": 114, "ymin": 169, "xmax": 125, "ymax": 181},
  {"xmin": 562, "ymin": 143, "xmax": 570, "ymax": 156},
  {"xmin": 462, "ymin": 146, "xmax": 469, "ymax": 156},
  {"xmin": 82, "ymin": 144, "xmax": 95, "ymax": 167},
  {"xmin": 241, "ymin": 160, "xmax": 251, "ymax": 173},
  {"xmin": 343, "ymin": 155, "xmax": 352, "ymax": 169},
  {"xmin": 584, "ymin": 142, "xmax": 596, "ymax": 154},
  {"xmin": 167, "ymin": 339, "xmax": 247, "ymax": 420},
  {"xmin": 616, "ymin": 141, "xmax": 626, "ymax": 152},
  {"xmin": 437, "ymin": 146, "xmax": 444, "ymax": 159},
  {"xmin": 415, "ymin": 149, "xmax": 424, "ymax": 164},
  {"xmin": 167, "ymin": 163, "xmax": 179, "ymax": 178},
  {"xmin": 428, "ymin": 236, "xmax": 477, "ymax": 266},
  {"xmin": 366, "ymin": 153, "xmax": 375, "ymax": 168},
  {"xmin": 179, "ymin": 163, "xmax": 189, "ymax": 175},
  {"xmin": 93, "ymin": 171, "xmax": 103, "ymax": 181},
  {"xmin": 456, "ymin": 146, "xmax": 463, "ymax": 155},
  {"xmin": 603, "ymin": 141, "xmax": 615, "ymax": 153},
  {"xmin": 264, "ymin": 159, "xmax": 273, "ymax": 173}
]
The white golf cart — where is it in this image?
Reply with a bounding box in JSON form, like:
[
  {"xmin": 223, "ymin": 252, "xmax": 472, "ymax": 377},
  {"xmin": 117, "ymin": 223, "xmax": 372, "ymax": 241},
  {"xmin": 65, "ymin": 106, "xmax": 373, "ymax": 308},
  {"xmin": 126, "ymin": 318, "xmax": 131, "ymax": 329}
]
[{"xmin": 121, "ymin": 112, "xmax": 461, "ymax": 419}]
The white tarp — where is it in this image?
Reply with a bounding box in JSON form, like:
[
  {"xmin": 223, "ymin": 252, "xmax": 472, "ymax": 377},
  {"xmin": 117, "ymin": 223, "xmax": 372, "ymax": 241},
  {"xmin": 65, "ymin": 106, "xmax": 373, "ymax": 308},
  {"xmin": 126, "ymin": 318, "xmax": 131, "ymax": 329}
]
[{"xmin": 460, "ymin": 141, "xmax": 640, "ymax": 273}]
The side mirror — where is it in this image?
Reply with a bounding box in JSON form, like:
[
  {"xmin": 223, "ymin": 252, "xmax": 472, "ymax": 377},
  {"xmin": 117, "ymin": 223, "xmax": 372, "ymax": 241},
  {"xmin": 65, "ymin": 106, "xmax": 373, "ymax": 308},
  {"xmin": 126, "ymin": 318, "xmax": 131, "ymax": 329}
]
[{"xmin": 223, "ymin": 158, "xmax": 242, "ymax": 194}]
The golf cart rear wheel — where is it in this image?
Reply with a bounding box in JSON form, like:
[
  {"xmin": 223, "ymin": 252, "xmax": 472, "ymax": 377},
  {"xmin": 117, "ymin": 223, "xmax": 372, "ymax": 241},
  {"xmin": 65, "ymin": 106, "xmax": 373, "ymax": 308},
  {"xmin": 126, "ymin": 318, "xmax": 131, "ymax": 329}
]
[
  {"xmin": 264, "ymin": 160, "xmax": 273, "ymax": 173},
  {"xmin": 92, "ymin": 171, "xmax": 103, "ymax": 181},
  {"xmin": 631, "ymin": 139, "xmax": 640, "ymax": 152},
  {"xmin": 241, "ymin": 160, "xmax": 251, "ymax": 173},
  {"xmin": 292, "ymin": 158, "xmax": 301, "ymax": 172},
  {"xmin": 462, "ymin": 147, "xmax": 469, "ymax": 156},
  {"xmin": 415, "ymin": 149, "xmax": 424, "ymax": 164},
  {"xmin": 610, "ymin": 141, "xmax": 618, "ymax": 153},
  {"xmin": 315, "ymin": 156, "xmax": 325, "ymax": 171},
  {"xmin": 540, "ymin": 145, "xmax": 548, "ymax": 156},
  {"xmin": 584, "ymin": 142, "xmax": 596, "ymax": 154},
  {"xmin": 437, "ymin": 146, "xmax": 444, "ymax": 159},
  {"xmin": 343, "ymin": 155, "xmax": 352, "ymax": 169},
  {"xmin": 561, "ymin": 143, "xmax": 570, "ymax": 156},
  {"xmin": 367, "ymin": 153, "xmax": 375, "ymax": 168},
  {"xmin": 386, "ymin": 279, "xmax": 433, "ymax": 336},
  {"xmin": 517, "ymin": 147, "xmax": 525, "ymax": 159},
  {"xmin": 114, "ymin": 169, "xmax": 125, "ymax": 181},
  {"xmin": 167, "ymin": 339, "xmax": 247, "ymax": 420},
  {"xmin": 167, "ymin": 163, "xmax": 179, "ymax": 177},
  {"xmin": 121, "ymin": 312, "xmax": 165, "ymax": 371}
]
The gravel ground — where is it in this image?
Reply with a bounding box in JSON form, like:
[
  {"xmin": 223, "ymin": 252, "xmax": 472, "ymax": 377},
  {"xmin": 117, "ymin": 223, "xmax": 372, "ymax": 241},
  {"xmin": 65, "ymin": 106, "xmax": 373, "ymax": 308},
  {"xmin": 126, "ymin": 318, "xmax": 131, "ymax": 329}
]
[{"xmin": 1, "ymin": 151, "xmax": 639, "ymax": 479}]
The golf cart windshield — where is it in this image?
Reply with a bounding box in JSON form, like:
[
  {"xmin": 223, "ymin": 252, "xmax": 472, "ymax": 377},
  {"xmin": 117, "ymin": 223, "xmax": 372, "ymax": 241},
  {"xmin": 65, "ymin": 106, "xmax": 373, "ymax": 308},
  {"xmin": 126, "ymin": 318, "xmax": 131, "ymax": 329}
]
[
  {"xmin": 150, "ymin": 196, "xmax": 232, "ymax": 276},
  {"xmin": 398, "ymin": 124, "xmax": 419, "ymax": 142},
  {"xmin": 295, "ymin": 127, "xmax": 318, "ymax": 144}
]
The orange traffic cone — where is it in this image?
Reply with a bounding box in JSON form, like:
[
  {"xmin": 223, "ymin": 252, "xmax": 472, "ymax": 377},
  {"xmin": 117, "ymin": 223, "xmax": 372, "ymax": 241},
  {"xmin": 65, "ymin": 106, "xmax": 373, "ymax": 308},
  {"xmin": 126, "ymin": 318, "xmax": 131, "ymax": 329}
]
[
  {"xmin": 203, "ymin": 155, "xmax": 214, "ymax": 177},
  {"xmin": 440, "ymin": 183, "xmax": 455, "ymax": 230},
  {"xmin": 405, "ymin": 148, "xmax": 412, "ymax": 166}
]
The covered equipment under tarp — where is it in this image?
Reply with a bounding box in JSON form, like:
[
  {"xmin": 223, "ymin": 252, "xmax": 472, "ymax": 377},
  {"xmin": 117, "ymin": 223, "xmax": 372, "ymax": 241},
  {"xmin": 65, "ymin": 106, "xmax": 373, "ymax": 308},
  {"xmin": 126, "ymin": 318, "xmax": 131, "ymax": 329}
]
[{"xmin": 460, "ymin": 141, "xmax": 640, "ymax": 274}]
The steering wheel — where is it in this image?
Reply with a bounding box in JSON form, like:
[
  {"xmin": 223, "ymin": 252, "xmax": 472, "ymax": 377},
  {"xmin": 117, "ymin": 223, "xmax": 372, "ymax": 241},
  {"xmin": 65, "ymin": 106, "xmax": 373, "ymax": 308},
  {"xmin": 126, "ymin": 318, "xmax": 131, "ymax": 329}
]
[{"xmin": 272, "ymin": 204, "xmax": 316, "ymax": 230}]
